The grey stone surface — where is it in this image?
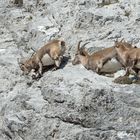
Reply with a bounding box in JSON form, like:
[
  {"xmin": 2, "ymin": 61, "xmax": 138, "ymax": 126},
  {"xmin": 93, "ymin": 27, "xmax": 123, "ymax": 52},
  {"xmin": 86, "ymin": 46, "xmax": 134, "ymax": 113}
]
[{"xmin": 0, "ymin": 0, "xmax": 140, "ymax": 140}]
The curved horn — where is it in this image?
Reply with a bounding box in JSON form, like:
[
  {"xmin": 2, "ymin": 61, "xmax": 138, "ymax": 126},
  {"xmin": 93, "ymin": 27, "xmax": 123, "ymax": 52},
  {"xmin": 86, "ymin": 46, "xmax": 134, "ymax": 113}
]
[
  {"xmin": 80, "ymin": 41, "xmax": 90, "ymax": 56},
  {"xmin": 80, "ymin": 41, "xmax": 89, "ymax": 56},
  {"xmin": 80, "ymin": 42, "xmax": 90, "ymax": 50},
  {"xmin": 76, "ymin": 41, "xmax": 90, "ymax": 56},
  {"xmin": 120, "ymin": 38, "xmax": 124, "ymax": 42},
  {"xmin": 77, "ymin": 40, "xmax": 82, "ymax": 51}
]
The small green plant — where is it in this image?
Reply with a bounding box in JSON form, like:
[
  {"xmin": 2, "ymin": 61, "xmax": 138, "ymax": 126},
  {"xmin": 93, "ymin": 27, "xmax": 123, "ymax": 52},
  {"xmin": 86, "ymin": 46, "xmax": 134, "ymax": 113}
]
[
  {"xmin": 124, "ymin": 10, "xmax": 131, "ymax": 18},
  {"xmin": 28, "ymin": 16, "xmax": 33, "ymax": 20},
  {"xmin": 98, "ymin": 0, "xmax": 119, "ymax": 7},
  {"xmin": 113, "ymin": 76, "xmax": 132, "ymax": 84},
  {"xmin": 14, "ymin": 0, "xmax": 23, "ymax": 7}
]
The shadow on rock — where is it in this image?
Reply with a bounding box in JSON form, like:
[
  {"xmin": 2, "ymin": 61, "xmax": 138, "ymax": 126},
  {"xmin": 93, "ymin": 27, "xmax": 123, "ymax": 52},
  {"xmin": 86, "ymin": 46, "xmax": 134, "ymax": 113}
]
[
  {"xmin": 43, "ymin": 56, "xmax": 70, "ymax": 73},
  {"xmin": 59, "ymin": 56, "xmax": 70, "ymax": 69}
]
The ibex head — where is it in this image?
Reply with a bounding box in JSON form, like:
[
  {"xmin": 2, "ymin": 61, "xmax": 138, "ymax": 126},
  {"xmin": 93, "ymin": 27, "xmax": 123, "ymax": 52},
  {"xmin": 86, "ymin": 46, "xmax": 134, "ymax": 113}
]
[
  {"xmin": 17, "ymin": 57, "xmax": 34, "ymax": 75},
  {"xmin": 114, "ymin": 38, "xmax": 136, "ymax": 49},
  {"xmin": 72, "ymin": 40, "xmax": 89, "ymax": 65}
]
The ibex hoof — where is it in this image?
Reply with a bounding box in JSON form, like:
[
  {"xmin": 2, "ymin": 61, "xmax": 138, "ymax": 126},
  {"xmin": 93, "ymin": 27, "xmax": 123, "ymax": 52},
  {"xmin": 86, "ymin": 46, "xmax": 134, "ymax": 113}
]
[{"xmin": 52, "ymin": 67, "xmax": 58, "ymax": 71}]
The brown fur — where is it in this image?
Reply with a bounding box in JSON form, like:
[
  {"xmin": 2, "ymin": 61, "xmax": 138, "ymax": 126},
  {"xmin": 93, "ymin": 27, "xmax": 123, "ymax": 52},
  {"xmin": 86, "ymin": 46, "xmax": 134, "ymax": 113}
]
[
  {"xmin": 114, "ymin": 39, "xmax": 137, "ymax": 66},
  {"xmin": 19, "ymin": 39, "xmax": 66, "ymax": 76},
  {"xmin": 72, "ymin": 41, "xmax": 118, "ymax": 74},
  {"xmin": 72, "ymin": 40, "xmax": 135, "ymax": 74},
  {"xmin": 114, "ymin": 42, "xmax": 139, "ymax": 75}
]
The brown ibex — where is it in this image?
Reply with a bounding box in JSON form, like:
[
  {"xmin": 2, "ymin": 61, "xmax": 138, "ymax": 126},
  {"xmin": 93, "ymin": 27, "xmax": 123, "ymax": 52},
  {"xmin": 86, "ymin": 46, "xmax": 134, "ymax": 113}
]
[
  {"xmin": 114, "ymin": 41, "xmax": 139, "ymax": 76},
  {"xmin": 18, "ymin": 39, "xmax": 66, "ymax": 77},
  {"xmin": 72, "ymin": 40, "xmax": 135, "ymax": 74}
]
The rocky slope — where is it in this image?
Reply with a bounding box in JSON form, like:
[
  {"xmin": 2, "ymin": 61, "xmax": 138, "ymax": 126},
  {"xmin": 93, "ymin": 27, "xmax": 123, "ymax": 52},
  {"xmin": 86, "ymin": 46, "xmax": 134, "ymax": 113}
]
[{"xmin": 0, "ymin": 0, "xmax": 140, "ymax": 140}]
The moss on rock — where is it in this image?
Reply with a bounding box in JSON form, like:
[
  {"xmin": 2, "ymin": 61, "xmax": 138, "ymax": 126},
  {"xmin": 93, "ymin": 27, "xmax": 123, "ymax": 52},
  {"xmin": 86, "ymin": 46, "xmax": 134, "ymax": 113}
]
[{"xmin": 113, "ymin": 76, "xmax": 132, "ymax": 84}]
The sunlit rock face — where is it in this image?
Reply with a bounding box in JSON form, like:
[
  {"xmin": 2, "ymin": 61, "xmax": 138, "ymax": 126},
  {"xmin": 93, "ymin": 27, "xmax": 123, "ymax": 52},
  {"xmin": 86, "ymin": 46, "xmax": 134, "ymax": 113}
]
[{"xmin": 0, "ymin": 0, "xmax": 140, "ymax": 140}]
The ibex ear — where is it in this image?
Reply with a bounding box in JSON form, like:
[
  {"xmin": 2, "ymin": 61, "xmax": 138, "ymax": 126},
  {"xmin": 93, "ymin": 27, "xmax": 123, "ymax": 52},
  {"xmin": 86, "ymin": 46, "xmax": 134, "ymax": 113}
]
[
  {"xmin": 61, "ymin": 41, "xmax": 65, "ymax": 47},
  {"xmin": 114, "ymin": 43, "xmax": 119, "ymax": 48},
  {"xmin": 115, "ymin": 38, "xmax": 118, "ymax": 43},
  {"xmin": 80, "ymin": 47, "xmax": 89, "ymax": 56}
]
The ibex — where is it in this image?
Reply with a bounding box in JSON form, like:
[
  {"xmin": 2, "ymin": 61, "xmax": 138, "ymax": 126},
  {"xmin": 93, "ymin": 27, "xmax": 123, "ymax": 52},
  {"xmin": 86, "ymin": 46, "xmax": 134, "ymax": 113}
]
[
  {"xmin": 18, "ymin": 39, "xmax": 66, "ymax": 78},
  {"xmin": 72, "ymin": 40, "xmax": 135, "ymax": 74},
  {"xmin": 114, "ymin": 41, "xmax": 139, "ymax": 76}
]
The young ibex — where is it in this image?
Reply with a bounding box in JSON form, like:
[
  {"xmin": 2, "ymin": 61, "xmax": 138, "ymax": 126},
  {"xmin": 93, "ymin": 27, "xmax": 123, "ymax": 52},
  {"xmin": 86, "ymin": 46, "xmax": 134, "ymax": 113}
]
[
  {"xmin": 72, "ymin": 40, "xmax": 135, "ymax": 74},
  {"xmin": 114, "ymin": 41, "xmax": 139, "ymax": 76},
  {"xmin": 18, "ymin": 39, "xmax": 66, "ymax": 77}
]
